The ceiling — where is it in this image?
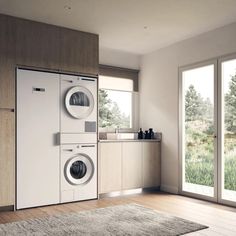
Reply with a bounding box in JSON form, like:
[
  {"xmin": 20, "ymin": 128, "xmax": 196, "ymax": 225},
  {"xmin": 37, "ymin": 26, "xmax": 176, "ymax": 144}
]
[{"xmin": 1, "ymin": 0, "xmax": 236, "ymax": 55}]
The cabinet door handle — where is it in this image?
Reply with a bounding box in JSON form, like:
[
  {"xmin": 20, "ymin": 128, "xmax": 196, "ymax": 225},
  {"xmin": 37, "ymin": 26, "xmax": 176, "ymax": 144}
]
[
  {"xmin": 0, "ymin": 108, "xmax": 14, "ymax": 112},
  {"xmin": 62, "ymin": 149, "xmax": 73, "ymax": 152},
  {"xmin": 62, "ymin": 79, "xmax": 73, "ymax": 83},
  {"xmin": 81, "ymin": 145, "xmax": 95, "ymax": 148}
]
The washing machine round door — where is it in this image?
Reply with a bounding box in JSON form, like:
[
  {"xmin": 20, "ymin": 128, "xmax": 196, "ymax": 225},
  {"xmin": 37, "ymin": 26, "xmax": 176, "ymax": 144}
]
[
  {"xmin": 65, "ymin": 154, "xmax": 94, "ymax": 185},
  {"xmin": 65, "ymin": 86, "xmax": 94, "ymax": 119}
]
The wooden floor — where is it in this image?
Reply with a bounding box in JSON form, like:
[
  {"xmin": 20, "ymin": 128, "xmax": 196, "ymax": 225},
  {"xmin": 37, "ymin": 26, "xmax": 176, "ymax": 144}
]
[{"xmin": 0, "ymin": 192, "xmax": 236, "ymax": 235}]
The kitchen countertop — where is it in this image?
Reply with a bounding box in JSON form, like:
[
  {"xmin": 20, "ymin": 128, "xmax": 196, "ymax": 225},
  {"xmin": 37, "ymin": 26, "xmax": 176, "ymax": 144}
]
[{"xmin": 99, "ymin": 139, "xmax": 161, "ymax": 143}]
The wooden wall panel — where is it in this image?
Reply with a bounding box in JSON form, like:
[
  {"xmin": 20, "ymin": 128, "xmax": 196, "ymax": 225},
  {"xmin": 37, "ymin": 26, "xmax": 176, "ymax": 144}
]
[
  {"xmin": 0, "ymin": 110, "xmax": 15, "ymax": 207},
  {"xmin": 60, "ymin": 28, "xmax": 98, "ymax": 75},
  {"xmin": 0, "ymin": 15, "xmax": 16, "ymax": 108},
  {"xmin": 15, "ymin": 18, "xmax": 60, "ymax": 70}
]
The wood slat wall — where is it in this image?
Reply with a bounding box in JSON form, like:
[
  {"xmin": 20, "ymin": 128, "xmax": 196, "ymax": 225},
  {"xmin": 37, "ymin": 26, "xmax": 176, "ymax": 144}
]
[{"xmin": 0, "ymin": 13, "xmax": 99, "ymax": 207}]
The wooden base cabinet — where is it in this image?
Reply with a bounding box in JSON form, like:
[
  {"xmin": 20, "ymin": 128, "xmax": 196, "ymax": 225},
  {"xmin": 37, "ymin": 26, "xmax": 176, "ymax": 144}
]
[
  {"xmin": 122, "ymin": 142, "xmax": 142, "ymax": 190},
  {"xmin": 142, "ymin": 142, "xmax": 161, "ymax": 188},
  {"xmin": 99, "ymin": 142, "xmax": 122, "ymax": 194},
  {"xmin": 99, "ymin": 141, "xmax": 161, "ymax": 194}
]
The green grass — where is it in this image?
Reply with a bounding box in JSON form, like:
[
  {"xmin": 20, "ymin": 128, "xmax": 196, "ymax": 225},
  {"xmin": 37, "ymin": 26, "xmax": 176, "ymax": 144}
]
[{"xmin": 185, "ymin": 121, "xmax": 236, "ymax": 191}]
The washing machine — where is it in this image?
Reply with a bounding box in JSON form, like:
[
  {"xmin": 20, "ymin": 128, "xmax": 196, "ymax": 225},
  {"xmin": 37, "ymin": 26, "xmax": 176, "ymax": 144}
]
[
  {"xmin": 60, "ymin": 74, "xmax": 97, "ymax": 134},
  {"xmin": 60, "ymin": 143, "xmax": 97, "ymax": 203}
]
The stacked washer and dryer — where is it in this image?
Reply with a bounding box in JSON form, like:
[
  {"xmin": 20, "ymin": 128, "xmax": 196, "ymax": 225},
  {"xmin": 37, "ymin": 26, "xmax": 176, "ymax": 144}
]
[
  {"xmin": 60, "ymin": 74, "xmax": 97, "ymax": 203},
  {"xmin": 16, "ymin": 69, "xmax": 98, "ymax": 209}
]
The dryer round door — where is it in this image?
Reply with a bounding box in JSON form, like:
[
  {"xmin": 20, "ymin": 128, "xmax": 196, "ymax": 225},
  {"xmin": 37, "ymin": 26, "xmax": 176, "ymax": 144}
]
[
  {"xmin": 65, "ymin": 154, "xmax": 94, "ymax": 185},
  {"xmin": 65, "ymin": 86, "xmax": 94, "ymax": 119}
]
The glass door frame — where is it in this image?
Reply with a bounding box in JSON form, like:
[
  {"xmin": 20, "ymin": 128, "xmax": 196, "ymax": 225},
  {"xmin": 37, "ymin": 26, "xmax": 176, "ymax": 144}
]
[
  {"xmin": 218, "ymin": 53, "xmax": 236, "ymax": 207},
  {"xmin": 179, "ymin": 59, "xmax": 218, "ymax": 203}
]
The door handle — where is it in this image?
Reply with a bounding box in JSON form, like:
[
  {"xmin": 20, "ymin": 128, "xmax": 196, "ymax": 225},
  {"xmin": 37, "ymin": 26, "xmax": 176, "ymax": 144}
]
[
  {"xmin": 0, "ymin": 108, "xmax": 14, "ymax": 112},
  {"xmin": 207, "ymin": 135, "xmax": 217, "ymax": 138},
  {"xmin": 63, "ymin": 149, "xmax": 73, "ymax": 152},
  {"xmin": 63, "ymin": 79, "xmax": 73, "ymax": 83},
  {"xmin": 81, "ymin": 145, "xmax": 95, "ymax": 148}
]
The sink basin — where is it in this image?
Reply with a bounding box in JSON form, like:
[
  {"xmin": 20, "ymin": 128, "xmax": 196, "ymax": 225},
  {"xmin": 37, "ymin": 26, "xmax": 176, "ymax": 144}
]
[{"xmin": 106, "ymin": 133, "xmax": 136, "ymax": 140}]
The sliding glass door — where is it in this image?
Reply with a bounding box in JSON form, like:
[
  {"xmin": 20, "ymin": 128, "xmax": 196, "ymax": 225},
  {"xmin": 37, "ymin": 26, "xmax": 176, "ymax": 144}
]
[
  {"xmin": 180, "ymin": 61, "xmax": 217, "ymax": 200},
  {"xmin": 180, "ymin": 56, "xmax": 236, "ymax": 206},
  {"xmin": 219, "ymin": 56, "xmax": 236, "ymax": 206}
]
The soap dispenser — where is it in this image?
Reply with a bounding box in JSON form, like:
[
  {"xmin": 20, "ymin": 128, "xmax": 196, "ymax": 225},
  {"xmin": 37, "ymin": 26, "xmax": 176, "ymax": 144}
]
[
  {"xmin": 138, "ymin": 128, "xmax": 143, "ymax": 139},
  {"xmin": 149, "ymin": 128, "xmax": 154, "ymax": 139}
]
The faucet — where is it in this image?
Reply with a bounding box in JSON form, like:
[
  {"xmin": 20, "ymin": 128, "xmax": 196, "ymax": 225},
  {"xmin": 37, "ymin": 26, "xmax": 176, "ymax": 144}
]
[{"xmin": 115, "ymin": 126, "xmax": 120, "ymax": 134}]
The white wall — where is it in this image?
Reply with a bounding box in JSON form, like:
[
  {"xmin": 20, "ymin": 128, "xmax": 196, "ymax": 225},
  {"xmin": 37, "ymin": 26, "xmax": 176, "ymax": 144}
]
[
  {"xmin": 99, "ymin": 47, "xmax": 140, "ymax": 69},
  {"xmin": 140, "ymin": 21, "xmax": 236, "ymax": 194}
]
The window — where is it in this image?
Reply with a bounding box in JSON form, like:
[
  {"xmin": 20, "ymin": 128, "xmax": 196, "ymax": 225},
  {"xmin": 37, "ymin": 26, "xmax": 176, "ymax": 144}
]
[
  {"xmin": 180, "ymin": 54, "xmax": 236, "ymax": 207},
  {"xmin": 99, "ymin": 76, "xmax": 134, "ymax": 130},
  {"xmin": 98, "ymin": 65, "xmax": 139, "ymax": 132},
  {"xmin": 180, "ymin": 63, "xmax": 215, "ymax": 198}
]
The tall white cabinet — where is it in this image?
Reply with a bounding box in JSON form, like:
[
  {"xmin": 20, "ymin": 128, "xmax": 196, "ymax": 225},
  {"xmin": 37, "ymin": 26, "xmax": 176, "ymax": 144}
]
[
  {"xmin": 99, "ymin": 141, "xmax": 161, "ymax": 194},
  {"xmin": 17, "ymin": 69, "xmax": 60, "ymax": 209}
]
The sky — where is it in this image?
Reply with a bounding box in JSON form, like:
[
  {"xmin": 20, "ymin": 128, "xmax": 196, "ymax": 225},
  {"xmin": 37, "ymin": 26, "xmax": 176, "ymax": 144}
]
[
  {"xmin": 106, "ymin": 90, "xmax": 132, "ymax": 116},
  {"xmin": 183, "ymin": 59, "xmax": 236, "ymax": 104},
  {"xmin": 222, "ymin": 59, "xmax": 236, "ymax": 95},
  {"xmin": 183, "ymin": 64, "xmax": 214, "ymax": 103},
  {"xmin": 99, "ymin": 75, "xmax": 132, "ymax": 116}
]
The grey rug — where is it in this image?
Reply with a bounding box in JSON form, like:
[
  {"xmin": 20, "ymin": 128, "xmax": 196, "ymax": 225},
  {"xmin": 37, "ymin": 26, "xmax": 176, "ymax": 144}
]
[{"xmin": 0, "ymin": 204, "xmax": 207, "ymax": 236}]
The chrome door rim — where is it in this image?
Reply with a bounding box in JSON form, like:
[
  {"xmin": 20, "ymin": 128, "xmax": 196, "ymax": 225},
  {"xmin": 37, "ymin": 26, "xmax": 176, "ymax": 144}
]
[
  {"xmin": 65, "ymin": 86, "xmax": 94, "ymax": 119},
  {"xmin": 65, "ymin": 154, "xmax": 94, "ymax": 185}
]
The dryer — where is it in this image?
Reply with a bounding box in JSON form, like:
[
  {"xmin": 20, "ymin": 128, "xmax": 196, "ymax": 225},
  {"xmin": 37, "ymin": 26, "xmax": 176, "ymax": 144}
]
[
  {"xmin": 60, "ymin": 74, "xmax": 97, "ymax": 134},
  {"xmin": 60, "ymin": 144, "xmax": 97, "ymax": 203}
]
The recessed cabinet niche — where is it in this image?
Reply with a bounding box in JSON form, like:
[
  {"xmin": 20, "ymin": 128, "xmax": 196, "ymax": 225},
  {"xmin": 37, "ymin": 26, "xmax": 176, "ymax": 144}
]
[{"xmin": 0, "ymin": 13, "xmax": 98, "ymax": 208}]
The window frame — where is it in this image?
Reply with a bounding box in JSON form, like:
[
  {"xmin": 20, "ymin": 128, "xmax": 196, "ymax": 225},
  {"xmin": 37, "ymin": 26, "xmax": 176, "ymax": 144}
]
[
  {"xmin": 98, "ymin": 65, "xmax": 139, "ymax": 132},
  {"xmin": 179, "ymin": 59, "xmax": 218, "ymax": 203}
]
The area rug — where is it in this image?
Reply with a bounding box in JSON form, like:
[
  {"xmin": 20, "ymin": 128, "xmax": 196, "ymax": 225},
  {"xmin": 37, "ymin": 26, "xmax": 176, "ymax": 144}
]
[{"xmin": 0, "ymin": 203, "xmax": 208, "ymax": 235}]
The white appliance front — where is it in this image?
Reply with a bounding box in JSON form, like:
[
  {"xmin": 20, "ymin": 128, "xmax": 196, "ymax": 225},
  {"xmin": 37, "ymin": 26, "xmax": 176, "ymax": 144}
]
[
  {"xmin": 60, "ymin": 74, "xmax": 97, "ymax": 134},
  {"xmin": 17, "ymin": 69, "xmax": 60, "ymax": 209},
  {"xmin": 60, "ymin": 144, "xmax": 97, "ymax": 203}
]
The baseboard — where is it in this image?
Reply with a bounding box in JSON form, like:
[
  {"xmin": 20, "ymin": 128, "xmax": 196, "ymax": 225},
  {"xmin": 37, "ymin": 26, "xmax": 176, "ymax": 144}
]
[
  {"xmin": 143, "ymin": 186, "xmax": 160, "ymax": 192},
  {"xmin": 99, "ymin": 187, "xmax": 161, "ymax": 199},
  {"xmin": 99, "ymin": 188, "xmax": 143, "ymax": 199},
  {"xmin": 160, "ymin": 185, "xmax": 179, "ymax": 194},
  {"xmin": 0, "ymin": 205, "xmax": 14, "ymax": 212}
]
